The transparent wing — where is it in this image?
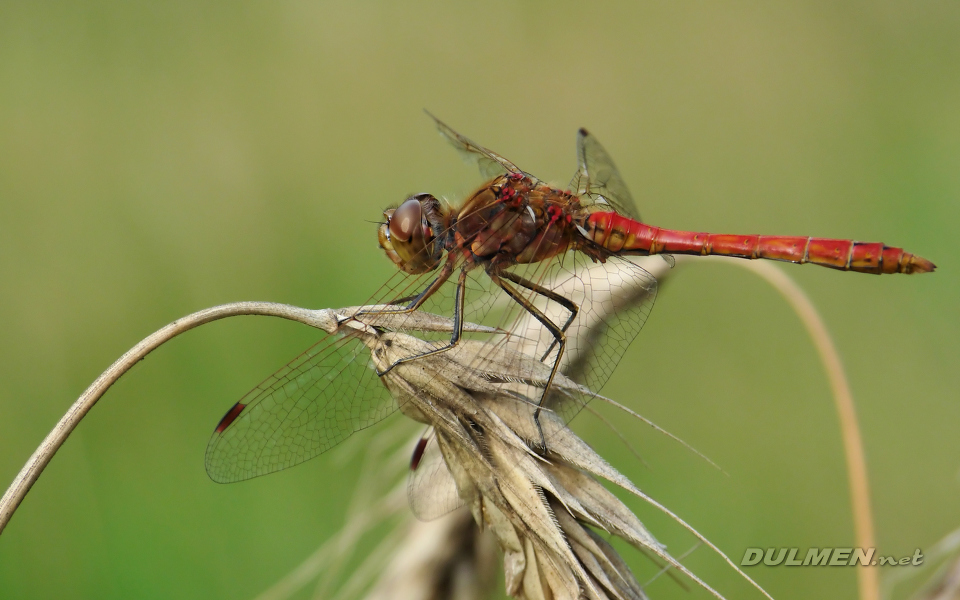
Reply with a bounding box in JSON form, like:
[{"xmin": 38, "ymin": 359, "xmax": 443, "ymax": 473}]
[
  {"xmin": 498, "ymin": 253, "xmax": 658, "ymax": 426},
  {"xmin": 205, "ymin": 335, "xmax": 398, "ymax": 483},
  {"xmin": 557, "ymin": 256, "xmax": 658, "ymax": 395},
  {"xmin": 426, "ymin": 111, "xmax": 523, "ymax": 180},
  {"xmin": 569, "ymin": 128, "xmax": 642, "ymax": 222},
  {"xmin": 204, "ymin": 258, "xmax": 452, "ymax": 484},
  {"xmin": 407, "ymin": 433, "xmax": 464, "ymax": 521}
]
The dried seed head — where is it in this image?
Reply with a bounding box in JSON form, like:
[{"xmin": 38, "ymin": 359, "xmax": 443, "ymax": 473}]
[
  {"xmin": 313, "ymin": 257, "xmax": 772, "ymax": 599},
  {"xmin": 367, "ymin": 327, "xmax": 769, "ymax": 600}
]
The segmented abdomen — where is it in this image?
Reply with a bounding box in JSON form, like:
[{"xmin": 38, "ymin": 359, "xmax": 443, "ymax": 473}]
[{"xmin": 584, "ymin": 212, "xmax": 936, "ymax": 274}]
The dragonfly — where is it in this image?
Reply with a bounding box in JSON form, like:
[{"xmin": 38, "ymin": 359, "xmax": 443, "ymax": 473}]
[{"xmin": 205, "ymin": 114, "xmax": 935, "ymax": 486}]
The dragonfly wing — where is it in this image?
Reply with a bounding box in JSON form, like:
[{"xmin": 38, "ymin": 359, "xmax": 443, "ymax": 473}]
[
  {"xmin": 205, "ymin": 336, "xmax": 396, "ymax": 483},
  {"xmin": 569, "ymin": 128, "xmax": 642, "ymax": 222},
  {"xmin": 562, "ymin": 256, "xmax": 657, "ymax": 395},
  {"xmin": 407, "ymin": 434, "xmax": 464, "ymax": 521},
  {"xmin": 503, "ymin": 254, "xmax": 658, "ymax": 425},
  {"xmin": 426, "ymin": 111, "xmax": 523, "ymax": 180},
  {"xmin": 203, "ymin": 260, "xmax": 476, "ymax": 484}
]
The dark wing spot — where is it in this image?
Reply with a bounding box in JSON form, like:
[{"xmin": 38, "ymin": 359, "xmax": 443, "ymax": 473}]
[
  {"xmin": 214, "ymin": 402, "xmax": 246, "ymax": 433},
  {"xmin": 410, "ymin": 437, "xmax": 428, "ymax": 471}
]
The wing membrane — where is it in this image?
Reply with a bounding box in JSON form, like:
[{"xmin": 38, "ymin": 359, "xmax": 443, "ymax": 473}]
[
  {"xmin": 569, "ymin": 128, "xmax": 642, "ymax": 221},
  {"xmin": 407, "ymin": 433, "xmax": 464, "ymax": 521},
  {"xmin": 426, "ymin": 111, "xmax": 523, "ymax": 180},
  {"xmin": 500, "ymin": 254, "xmax": 658, "ymax": 425},
  {"xmin": 205, "ymin": 335, "xmax": 396, "ymax": 483}
]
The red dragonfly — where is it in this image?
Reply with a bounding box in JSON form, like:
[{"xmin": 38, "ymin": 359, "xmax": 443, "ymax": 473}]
[{"xmin": 205, "ymin": 115, "xmax": 935, "ymax": 485}]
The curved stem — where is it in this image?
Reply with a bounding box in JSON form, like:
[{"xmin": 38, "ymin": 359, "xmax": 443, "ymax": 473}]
[
  {"xmin": 0, "ymin": 302, "xmax": 336, "ymax": 535},
  {"xmin": 698, "ymin": 257, "xmax": 878, "ymax": 600}
]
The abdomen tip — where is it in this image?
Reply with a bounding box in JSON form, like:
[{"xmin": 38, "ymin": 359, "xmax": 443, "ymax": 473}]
[{"xmin": 909, "ymin": 256, "xmax": 936, "ymax": 274}]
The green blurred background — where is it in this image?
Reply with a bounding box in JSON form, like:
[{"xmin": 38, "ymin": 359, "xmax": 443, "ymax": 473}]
[{"xmin": 1, "ymin": 2, "xmax": 957, "ymax": 598}]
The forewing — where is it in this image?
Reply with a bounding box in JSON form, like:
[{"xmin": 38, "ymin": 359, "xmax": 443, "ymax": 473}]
[
  {"xmin": 569, "ymin": 128, "xmax": 642, "ymax": 221},
  {"xmin": 427, "ymin": 112, "xmax": 523, "ymax": 180},
  {"xmin": 205, "ymin": 335, "xmax": 395, "ymax": 483},
  {"xmin": 203, "ymin": 250, "xmax": 484, "ymax": 485}
]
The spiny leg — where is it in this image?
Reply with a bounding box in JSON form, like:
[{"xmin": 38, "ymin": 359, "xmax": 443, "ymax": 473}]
[
  {"xmin": 376, "ymin": 267, "xmax": 468, "ymax": 377},
  {"xmin": 488, "ymin": 272, "xmax": 566, "ymax": 454},
  {"xmin": 498, "ymin": 269, "xmax": 579, "ymax": 361}
]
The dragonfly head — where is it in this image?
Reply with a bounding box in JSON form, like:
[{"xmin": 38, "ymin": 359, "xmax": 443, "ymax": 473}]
[{"xmin": 379, "ymin": 193, "xmax": 443, "ymax": 274}]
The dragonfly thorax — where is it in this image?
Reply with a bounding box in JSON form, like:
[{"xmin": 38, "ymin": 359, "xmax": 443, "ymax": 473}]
[{"xmin": 452, "ymin": 175, "xmax": 583, "ymax": 267}]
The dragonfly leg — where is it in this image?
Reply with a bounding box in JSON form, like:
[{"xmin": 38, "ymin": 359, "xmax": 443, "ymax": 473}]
[
  {"xmin": 356, "ymin": 260, "xmax": 455, "ymax": 325},
  {"xmin": 376, "ymin": 267, "xmax": 468, "ymax": 377},
  {"xmin": 487, "ymin": 273, "xmax": 566, "ymax": 454},
  {"xmin": 498, "ymin": 270, "xmax": 579, "ymax": 361}
]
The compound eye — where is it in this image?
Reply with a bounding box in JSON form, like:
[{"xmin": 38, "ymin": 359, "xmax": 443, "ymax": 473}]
[{"xmin": 389, "ymin": 197, "xmax": 423, "ymax": 242}]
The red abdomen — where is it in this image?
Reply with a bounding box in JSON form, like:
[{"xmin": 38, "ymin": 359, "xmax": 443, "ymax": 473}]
[{"xmin": 583, "ymin": 212, "xmax": 936, "ymax": 274}]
